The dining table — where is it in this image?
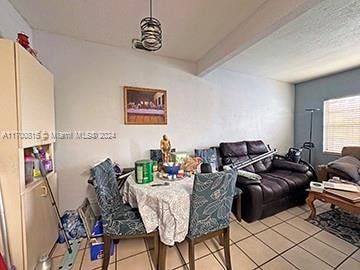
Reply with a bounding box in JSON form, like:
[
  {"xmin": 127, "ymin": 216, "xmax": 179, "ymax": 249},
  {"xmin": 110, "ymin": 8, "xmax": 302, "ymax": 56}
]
[{"xmin": 121, "ymin": 172, "xmax": 194, "ymax": 246}]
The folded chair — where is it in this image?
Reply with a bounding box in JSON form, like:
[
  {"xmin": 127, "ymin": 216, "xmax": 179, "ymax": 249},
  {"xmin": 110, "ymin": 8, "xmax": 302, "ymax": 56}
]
[
  {"xmin": 91, "ymin": 159, "xmax": 159, "ymax": 270},
  {"xmin": 159, "ymin": 170, "xmax": 237, "ymax": 270}
]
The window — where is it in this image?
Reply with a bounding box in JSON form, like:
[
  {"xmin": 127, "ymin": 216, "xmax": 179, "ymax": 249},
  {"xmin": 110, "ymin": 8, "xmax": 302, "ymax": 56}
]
[{"xmin": 323, "ymin": 95, "xmax": 360, "ymax": 153}]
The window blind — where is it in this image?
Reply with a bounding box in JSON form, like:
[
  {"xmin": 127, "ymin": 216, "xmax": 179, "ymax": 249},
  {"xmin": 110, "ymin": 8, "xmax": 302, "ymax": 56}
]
[{"xmin": 323, "ymin": 95, "xmax": 360, "ymax": 153}]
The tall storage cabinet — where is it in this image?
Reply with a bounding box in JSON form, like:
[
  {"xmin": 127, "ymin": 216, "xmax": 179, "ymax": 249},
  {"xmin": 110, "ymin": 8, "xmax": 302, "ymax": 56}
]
[{"xmin": 0, "ymin": 39, "xmax": 58, "ymax": 270}]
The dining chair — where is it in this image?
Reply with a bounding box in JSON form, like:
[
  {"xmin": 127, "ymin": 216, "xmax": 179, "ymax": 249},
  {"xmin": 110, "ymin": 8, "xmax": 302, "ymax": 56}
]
[
  {"xmin": 159, "ymin": 170, "xmax": 237, "ymax": 270},
  {"xmin": 91, "ymin": 158, "xmax": 159, "ymax": 270}
]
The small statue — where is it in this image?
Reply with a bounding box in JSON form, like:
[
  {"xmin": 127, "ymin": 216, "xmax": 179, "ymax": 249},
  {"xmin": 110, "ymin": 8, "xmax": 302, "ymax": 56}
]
[{"xmin": 160, "ymin": 134, "xmax": 171, "ymax": 163}]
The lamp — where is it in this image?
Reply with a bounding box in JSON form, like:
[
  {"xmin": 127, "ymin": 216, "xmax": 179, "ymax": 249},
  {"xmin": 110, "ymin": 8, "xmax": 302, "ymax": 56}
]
[{"xmin": 132, "ymin": 0, "xmax": 162, "ymax": 51}]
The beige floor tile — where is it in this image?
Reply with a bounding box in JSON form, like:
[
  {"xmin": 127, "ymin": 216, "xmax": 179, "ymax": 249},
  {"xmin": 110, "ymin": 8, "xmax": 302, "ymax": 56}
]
[
  {"xmin": 338, "ymin": 257, "xmax": 360, "ymax": 270},
  {"xmin": 314, "ymin": 231, "xmax": 358, "ymax": 254},
  {"xmin": 298, "ymin": 211, "xmax": 311, "ymax": 219},
  {"xmin": 282, "ymin": 246, "xmax": 332, "ymax": 270},
  {"xmin": 163, "ymin": 245, "xmax": 186, "ymax": 270},
  {"xmin": 52, "ymin": 255, "xmax": 64, "ymax": 269},
  {"xmin": 351, "ymin": 249, "xmax": 360, "ymax": 262},
  {"xmin": 286, "ymin": 216, "xmax": 321, "ymax": 235},
  {"xmin": 204, "ymin": 238, "xmax": 224, "ymax": 252},
  {"xmin": 256, "ymin": 229, "xmax": 294, "ymax": 253},
  {"xmin": 260, "ymin": 216, "xmax": 283, "ymax": 227},
  {"xmin": 177, "ymin": 240, "xmax": 211, "ymax": 263},
  {"xmin": 236, "ymin": 236, "xmax": 277, "ymax": 265},
  {"xmin": 52, "ymin": 250, "xmax": 84, "ymax": 270},
  {"xmin": 319, "ymin": 203, "xmax": 333, "ymax": 210},
  {"xmin": 230, "ymin": 221, "xmax": 251, "ymax": 242},
  {"xmin": 82, "ymin": 246, "xmax": 116, "ymax": 269},
  {"xmin": 188, "ymin": 254, "xmax": 224, "ymax": 270},
  {"xmin": 316, "ymin": 206, "xmax": 332, "ymax": 215},
  {"xmin": 52, "ymin": 244, "xmax": 67, "ymax": 258},
  {"xmin": 272, "ymin": 223, "xmax": 308, "ymax": 243},
  {"xmin": 240, "ymin": 220, "xmax": 268, "ymax": 234},
  {"xmin": 93, "ymin": 262, "xmax": 116, "ymax": 270},
  {"xmin": 299, "ymin": 203, "xmax": 310, "ymax": 211},
  {"xmin": 287, "ymin": 206, "xmax": 306, "ymax": 216},
  {"xmin": 261, "ymin": 256, "xmax": 297, "ymax": 270},
  {"xmin": 52, "ymin": 239, "xmax": 88, "ymax": 258},
  {"xmin": 314, "ymin": 200, "xmax": 326, "ymax": 207},
  {"xmin": 174, "ymin": 265, "xmax": 189, "ymax": 270},
  {"xmin": 299, "ymin": 237, "xmax": 347, "ymax": 267},
  {"xmin": 214, "ymin": 244, "xmax": 257, "ymax": 270},
  {"xmin": 116, "ymin": 252, "xmax": 152, "ymax": 270},
  {"xmin": 117, "ymin": 238, "xmax": 147, "ymax": 260},
  {"xmin": 275, "ymin": 210, "xmax": 295, "ymax": 221}
]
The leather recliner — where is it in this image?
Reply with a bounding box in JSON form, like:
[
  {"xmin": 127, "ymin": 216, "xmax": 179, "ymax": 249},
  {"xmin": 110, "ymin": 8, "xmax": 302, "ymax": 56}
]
[{"xmin": 219, "ymin": 140, "xmax": 314, "ymax": 222}]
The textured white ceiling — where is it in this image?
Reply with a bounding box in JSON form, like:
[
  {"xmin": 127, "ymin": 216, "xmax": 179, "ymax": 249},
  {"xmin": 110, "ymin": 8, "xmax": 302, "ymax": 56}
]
[
  {"xmin": 221, "ymin": 0, "xmax": 360, "ymax": 83},
  {"xmin": 9, "ymin": 0, "xmax": 266, "ymax": 62}
]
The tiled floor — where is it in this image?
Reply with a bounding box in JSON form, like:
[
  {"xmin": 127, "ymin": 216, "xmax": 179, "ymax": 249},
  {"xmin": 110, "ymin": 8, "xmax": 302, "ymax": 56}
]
[{"xmin": 51, "ymin": 202, "xmax": 360, "ymax": 269}]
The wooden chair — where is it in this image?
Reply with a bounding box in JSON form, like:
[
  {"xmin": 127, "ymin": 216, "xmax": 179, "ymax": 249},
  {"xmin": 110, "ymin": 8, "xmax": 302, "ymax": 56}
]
[
  {"xmin": 91, "ymin": 159, "xmax": 159, "ymax": 270},
  {"xmin": 159, "ymin": 170, "xmax": 237, "ymax": 270}
]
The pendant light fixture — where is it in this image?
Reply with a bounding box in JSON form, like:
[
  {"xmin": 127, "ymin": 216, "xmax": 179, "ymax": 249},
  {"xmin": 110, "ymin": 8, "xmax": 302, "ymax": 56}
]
[{"xmin": 132, "ymin": 0, "xmax": 162, "ymax": 51}]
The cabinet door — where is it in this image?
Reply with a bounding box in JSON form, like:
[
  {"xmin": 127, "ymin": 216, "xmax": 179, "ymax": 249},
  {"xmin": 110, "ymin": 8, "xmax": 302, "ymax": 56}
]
[
  {"xmin": 22, "ymin": 179, "xmax": 58, "ymax": 269},
  {"xmin": 16, "ymin": 44, "xmax": 55, "ymax": 148}
]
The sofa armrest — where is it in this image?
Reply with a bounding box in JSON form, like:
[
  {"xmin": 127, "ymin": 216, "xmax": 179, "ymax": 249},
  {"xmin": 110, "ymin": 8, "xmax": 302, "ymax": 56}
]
[
  {"xmin": 236, "ymin": 181, "xmax": 263, "ymax": 222},
  {"xmin": 272, "ymin": 159, "xmax": 309, "ymax": 173}
]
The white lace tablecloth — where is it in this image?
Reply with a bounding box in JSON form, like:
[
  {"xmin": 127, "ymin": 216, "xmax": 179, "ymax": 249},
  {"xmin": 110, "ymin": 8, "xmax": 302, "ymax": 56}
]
[{"xmin": 122, "ymin": 172, "xmax": 194, "ymax": 245}]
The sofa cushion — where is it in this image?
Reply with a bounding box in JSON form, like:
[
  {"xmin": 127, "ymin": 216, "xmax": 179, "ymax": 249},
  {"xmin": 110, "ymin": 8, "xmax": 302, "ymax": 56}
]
[
  {"xmin": 272, "ymin": 159, "xmax": 309, "ymax": 173},
  {"xmin": 220, "ymin": 140, "xmax": 272, "ymax": 173},
  {"xmin": 259, "ymin": 170, "xmax": 310, "ymax": 203}
]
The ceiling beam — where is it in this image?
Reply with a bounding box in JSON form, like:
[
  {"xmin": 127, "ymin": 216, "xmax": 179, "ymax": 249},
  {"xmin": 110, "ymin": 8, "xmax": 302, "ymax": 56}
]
[{"xmin": 197, "ymin": 0, "xmax": 324, "ymax": 76}]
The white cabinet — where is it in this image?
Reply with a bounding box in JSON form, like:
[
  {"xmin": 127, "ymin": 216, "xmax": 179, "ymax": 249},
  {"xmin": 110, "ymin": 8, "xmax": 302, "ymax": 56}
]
[
  {"xmin": 16, "ymin": 43, "xmax": 55, "ymax": 148},
  {"xmin": 0, "ymin": 39, "xmax": 58, "ymax": 270},
  {"xmin": 22, "ymin": 178, "xmax": 58, "ymax": 269}
]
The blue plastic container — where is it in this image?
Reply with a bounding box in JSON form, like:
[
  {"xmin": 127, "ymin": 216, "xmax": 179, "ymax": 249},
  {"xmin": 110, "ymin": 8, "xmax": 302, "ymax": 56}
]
[{"xmin": 90, "ymin": 220, "xmax": 115, "ymax": 261}]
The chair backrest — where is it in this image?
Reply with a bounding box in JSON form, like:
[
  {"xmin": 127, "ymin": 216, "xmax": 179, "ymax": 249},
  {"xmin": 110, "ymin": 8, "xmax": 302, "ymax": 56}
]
[
  {"xmin": 188, "ymin": 170, "xmax": 237, "ymax": 239},
  {"xmin": 90, "ymin": 158, "xmax": 123, "ymax": 219},
  {"xmin": 194, "ymin": 147, "xmax": 219, "ymax": 172},
  {"xmin": 150, "ymin": 148, "xmax": 176, "ymax": 163}
]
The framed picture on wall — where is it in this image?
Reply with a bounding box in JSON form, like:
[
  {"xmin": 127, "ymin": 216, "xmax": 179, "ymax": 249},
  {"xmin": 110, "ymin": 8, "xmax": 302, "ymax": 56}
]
[{"xmin": 123, "ymin": 86, "xmax": 168, "ymax": 125}]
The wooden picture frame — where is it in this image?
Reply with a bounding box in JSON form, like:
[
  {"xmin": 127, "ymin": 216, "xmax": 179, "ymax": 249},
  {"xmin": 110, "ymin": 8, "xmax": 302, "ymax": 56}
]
[{"xmin": 124, "ymin": 86, "xmax": 168, "ymax": 125}]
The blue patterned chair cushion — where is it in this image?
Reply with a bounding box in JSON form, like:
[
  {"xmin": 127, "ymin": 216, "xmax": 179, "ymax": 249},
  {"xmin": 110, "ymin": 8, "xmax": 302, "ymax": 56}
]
[
  {"xmin": 187, "ymin": 170, "xmax": 237, "ymax": 239},
  {"xmin": 91, "ymin": 159, "xmax": 146, "ymax": 236},
  {"xmin": 195, "ymin": 148, "xmax": 219, "ymax": 172}
]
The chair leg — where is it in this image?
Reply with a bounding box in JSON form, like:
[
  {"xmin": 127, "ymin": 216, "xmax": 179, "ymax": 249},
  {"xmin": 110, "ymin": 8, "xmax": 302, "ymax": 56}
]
[
  {"xmin": 218, "ymin": 234, "xmax": 224, "ymax": 246},
  {"xmin": 153, "ymin": 232, "xmax": 159, "ymax": 269},
  {"xmin": 223, "ymin": 227, "xmax": 232, "ymax": 270},
  {"xmin": 102, "ymin": 235, "xmax": 111, "ymax": 270},
  {"xmin": 188, "ymin": 239, "xmax": 195, "ymax": 270},
  {"xmin": 158, "ymin": 240, "xmax": 167, "ymax": 270}
]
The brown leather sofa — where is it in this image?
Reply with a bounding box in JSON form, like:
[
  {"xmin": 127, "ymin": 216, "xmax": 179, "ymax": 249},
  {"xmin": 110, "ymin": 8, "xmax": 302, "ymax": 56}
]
[
  {"xmin": 219, "ymin": 140, "xmax": 314, "ymax": 222},
  {"xmin": 326, "ymin": 146, "xmax": 360, "ymax": 185}
]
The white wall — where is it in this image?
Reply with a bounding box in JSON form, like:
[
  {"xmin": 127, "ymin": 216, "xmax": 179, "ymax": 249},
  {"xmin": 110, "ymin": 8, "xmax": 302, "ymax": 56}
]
[
  {"xmin": 0, "ymin": 0, "xmax": 32, "ymax": 40},
  {"xmin": 33, "ymin": 30, "xmax": 294, "ymax": 212}
]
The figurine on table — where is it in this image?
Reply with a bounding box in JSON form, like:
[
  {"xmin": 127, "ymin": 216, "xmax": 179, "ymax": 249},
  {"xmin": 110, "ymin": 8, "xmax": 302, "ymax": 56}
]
[{"xmin": 160, "ymin": 134, "xmax": 171, "ymax": 163}]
